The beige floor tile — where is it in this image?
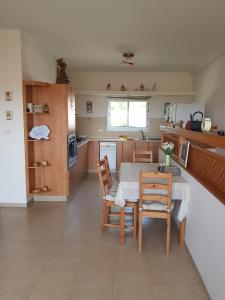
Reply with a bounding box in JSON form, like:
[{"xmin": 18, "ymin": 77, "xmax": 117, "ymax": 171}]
[
  {"xmin": 0, "ymin": 256, "xmax": 16, "ymax": 278},
  {"xmin": 152, "ymin": 283, "xmax": 208, "ymax": 300},
  {"xmin": 114, "ymin": 264, "xmax": 151, "ymax": 283},
  {"xmin": 40, "ymin": 257, "xmax": 82, "ymax": 279},
  {"xmin": 72, "ymin": 281, "xmax": 113, "ymax": 300},
  {"xmin": 0, "ymin": 278, "xmax": 34, "ymax": 300},
  {"xmin": 77, "ymin": 265, "xmax": 114, "ymax": 282},
  {"xmin": 18, "ymin": 241, "xmax": 58, "ymax": 258},
  {"xmin": 28, "ymin": 278, "xmax": 74, "ymax": 300},
  {"xmin": 0, "ymin": 175, "xmax": 208, "ymax": 299},
  {"xmin": 191, "ymin": 283, "xmax": 210, "ymax": 300},
  {"xmin": 5, "ymin": 258, "xmax": 47, "ymax": 280},
  {"xmin": 52, "ymin": 241, "xmax": 86, "ymax": 259},
  {"xmin": 112, "ymin": 282, "xmax": 153, "ymax": 300}
]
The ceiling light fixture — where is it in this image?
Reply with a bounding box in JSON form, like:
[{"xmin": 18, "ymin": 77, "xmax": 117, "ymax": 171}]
[{"xmin": 122, "ymin": 52, "xmax": 134, "ymax": 66}]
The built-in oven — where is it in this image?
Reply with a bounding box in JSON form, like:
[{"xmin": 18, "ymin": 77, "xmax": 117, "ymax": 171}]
[{"xmin": 67, "ymin": 134, "xmax": 78, "ymax": 169}]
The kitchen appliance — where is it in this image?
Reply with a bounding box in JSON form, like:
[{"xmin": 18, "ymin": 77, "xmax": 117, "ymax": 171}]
[
  {"xmin": 201, "ymin": 118, "xmax": 212, "ymax": 132},
  {"xmin": 100, "ymin": 142, "xmax": 117, "ymax": 171},
  {"xmin": 190, "ymin": 111, "xmax": 203, "ymax": 131},
  {"xmin": 67, "ymin": 134, "xmax": 78, "ymax": 169}
]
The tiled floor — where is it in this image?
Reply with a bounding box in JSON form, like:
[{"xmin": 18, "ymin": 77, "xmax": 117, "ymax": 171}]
[{"xmin": 0, "ymin": 174, "xmax": 209, "ymax": 300}]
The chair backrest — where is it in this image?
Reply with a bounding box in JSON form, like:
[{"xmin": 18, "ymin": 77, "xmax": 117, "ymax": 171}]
[
  {"xmin": 97, "ymin": 159, "xmax": 109, "ymax": 197},
  {"xmin": 133, "ymin": 150, "xmax": 153, "ymax": 163},
  {"xmin": 139, "ymin": 171, "xmax": 172, "ymax": 209},
  {"xmin": 104, "ymin": 155, "xmax": 112, "ymax": 189}
]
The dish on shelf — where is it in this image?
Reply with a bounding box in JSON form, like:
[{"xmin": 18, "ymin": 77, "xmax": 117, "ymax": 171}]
[
  {"xmin": 29, "ymin": 125, "xmax": 50, "ymax": 140},
  {"xmin": 31, "ymin": 188, "xmax": 41, "ymax": 194},
  {"xmin": 30, "ymin": 162, "xmax": 40, "ymax": 167},
  {"xmin": 31, "ymin": 187, "xmax": 51, "ymax": 194}
]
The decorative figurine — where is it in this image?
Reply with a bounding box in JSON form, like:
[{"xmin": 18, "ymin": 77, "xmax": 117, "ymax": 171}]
[
  {"xmin": 56, "ymin": 58, "xmax": 70, "ymax": 84},
  {"xmin": 139, "ymin": 84, "xmax": 145, "ymax": 91},
  {"xmin": 151, "ymin": 82, "xmax": 157, "ymax": 91},
  {"xmin": 106, "ymin": 83, "xmax": 111, "ymax": 90},
  {"xmin": 121, "ymin": 84, "xmax": 126, "ymax": 91}
]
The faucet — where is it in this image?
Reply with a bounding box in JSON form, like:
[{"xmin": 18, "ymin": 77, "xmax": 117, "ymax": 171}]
[{"xmin": 139, "ymin": 130, "xmax": 145, "ymax": 140}]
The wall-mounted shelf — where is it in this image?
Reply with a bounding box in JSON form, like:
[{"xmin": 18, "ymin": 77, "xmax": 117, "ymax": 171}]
[
  {"xmin": 75, "ymin": 90, "xmax": 195, "ymax": 97},
  {"xmin": 26, "ymin": 112, "xmax": 49, "ymax": 115},
  {"xmin": 27, "ymin": 139, "xmax": 51, "ymax": 142},
  {"xmin": 30, "ymin": 189, "xmax": 52, "ymax": 195},
  {"xmin": 28, "ymin": 164, "xmax": 51, "ymax": 169}
]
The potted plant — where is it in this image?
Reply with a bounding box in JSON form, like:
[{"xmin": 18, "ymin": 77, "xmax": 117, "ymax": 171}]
[{"xmin": 162, "ymin": 142, "xmax": 174, "ymax": 166}]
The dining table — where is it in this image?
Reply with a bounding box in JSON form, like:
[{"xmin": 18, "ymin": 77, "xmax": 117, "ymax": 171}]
[{"xmin": 115, "ymin": 162, "xmax": 190, "ymax": 247}]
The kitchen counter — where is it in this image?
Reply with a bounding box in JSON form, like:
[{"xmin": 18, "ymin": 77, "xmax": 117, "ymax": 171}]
[{"xmin": 87, "ymin": 138, "xmax": 161, "ymax": 142}]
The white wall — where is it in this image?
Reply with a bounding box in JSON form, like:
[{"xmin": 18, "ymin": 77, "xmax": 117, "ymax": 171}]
[
  {"xmin": 72, "ymin": 71, "xmax": 193, "ymax": 138},
  {"xmin": 159, "ymin": 151, "xmax": 225, "ymax": 300},
  {"xmin": 76, "ymin": 95, "xmax": 193, "ymax": 118},
  {"xmin": 193, "ymin": 52, "xmax": 225, "ymax": 130},
  {"xmin": 0, "ymin": 29, "xmax": 27, "ymax": 205},
  {"xmin": 70, "ymin": 71, "xmax": 193, "ymax": 92},
  {"xmin": 22, "ymin": 32, "xmax": 56, "ymax": 83}
]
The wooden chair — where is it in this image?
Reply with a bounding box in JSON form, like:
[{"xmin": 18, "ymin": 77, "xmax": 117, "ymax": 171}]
[
  {"xmin": 97, "ymin": 159, "xmax": 138, "ymax": 245},
  {"xmin": 133, "ymin": 150, "xmax": 153, "ymax": 163},
  {"xmin": 138, "ymin": 171, "xmax": 173, "ymax": 254},
  {"xmin": 104, "ymin": 155, "xmax": 119, "ymax": 190}
]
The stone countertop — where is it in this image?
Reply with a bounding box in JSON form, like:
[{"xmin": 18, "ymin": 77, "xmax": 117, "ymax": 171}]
[
  {"xmin": 87, "ymin": 138, "xmax": 161, "ymax": 142},
  {"xmin": 77, "ymin": 138, "xmax": 160, "ymax": 146}
]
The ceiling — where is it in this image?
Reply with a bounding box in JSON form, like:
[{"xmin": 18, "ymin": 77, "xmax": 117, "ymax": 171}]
[{"xmin": 1, "ymin": 0, "xmax": 225, "ymax": 72}]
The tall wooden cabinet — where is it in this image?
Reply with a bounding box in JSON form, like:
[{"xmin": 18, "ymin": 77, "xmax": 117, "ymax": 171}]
[{"xmin": 23, "ymin": 81, "xmax": 75, "ymax": 197}]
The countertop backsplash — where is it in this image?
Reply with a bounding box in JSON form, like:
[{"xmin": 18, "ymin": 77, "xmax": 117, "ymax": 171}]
[{"xmin": 76, "ymin": 116, "xmax": 163, "ymax": 140}]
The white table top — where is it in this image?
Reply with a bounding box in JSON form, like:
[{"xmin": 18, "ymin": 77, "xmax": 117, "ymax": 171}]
[
  {"xmin": 119, "ymin": 162, "xmax": 187, "ymax": 184},
  {"xmin": 116, "ymin": 162, "xmax": 189, "ymax": 221}
]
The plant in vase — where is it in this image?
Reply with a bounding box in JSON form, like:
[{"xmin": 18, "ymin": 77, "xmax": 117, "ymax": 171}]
[{"xmin": 162, "ymin": 142, "xmax": 174, "ymax": 166}]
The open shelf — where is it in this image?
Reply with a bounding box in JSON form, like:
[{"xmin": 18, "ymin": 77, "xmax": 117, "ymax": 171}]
[
  {"xmin": 28, "ymin": 164, "xmax": 51, "ymax": 169},
  {"xmin": 75, "ymin": 90, "xmax": 195, "ymax": 97},
  {"xmin": 26, "ymin": 112, "xmax": 49, "ymax": 115},
  {"xmin": 30, "ymin": 189, "xmax": 52, "ymax": 195},
  {"xmin": 27, "ymin": 139, "xmax": 51, "ymax": 142}
]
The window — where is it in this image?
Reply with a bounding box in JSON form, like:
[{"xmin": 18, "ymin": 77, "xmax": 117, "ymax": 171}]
[{"xmin": 107, "ymin": 98, "xmax": 149, "ymax": 131}]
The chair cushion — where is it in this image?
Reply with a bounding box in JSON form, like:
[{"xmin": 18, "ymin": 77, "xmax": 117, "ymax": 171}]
[
  {"xmin": 112, "ymin": 178, "xmax": 119, "ymax": 186},
  {"xmin": 104, "ymin": 187, "xmax": 117, "ymax": 201},
  {"xmin": 142, "ymin": 201, "xmax": 174, "ymax": 212}
]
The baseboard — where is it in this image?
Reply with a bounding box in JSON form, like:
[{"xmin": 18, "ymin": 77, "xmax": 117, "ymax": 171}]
[
  {"xmin": 0, "ymin": 202, "xmax": 27, "ymax": 207},
  {"xmin": 34, "ymin": 195, "xmax": 68, "ymax": 202}
]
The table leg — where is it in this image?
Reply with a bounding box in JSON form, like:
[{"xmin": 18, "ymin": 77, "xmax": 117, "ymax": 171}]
[
  {"xmin": 119, "ymin": 208, "xmax": 125, "ymax": 245},
  {"xmin": 179, "ymin": 218, "xmax": 186, "ymax": 247}
]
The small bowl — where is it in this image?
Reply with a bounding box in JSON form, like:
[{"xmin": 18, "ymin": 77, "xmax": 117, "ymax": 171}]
[
  {"xmin": 31, "ymin": 188, "xmax": 41, "ymax": 194},
  {"xmin": 42, "ymin": 186, "xmax": 49, "ymax": 192}
]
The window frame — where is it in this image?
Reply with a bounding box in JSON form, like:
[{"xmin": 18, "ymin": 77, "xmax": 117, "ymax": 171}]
[{"xmin": 107, "ymin": 98, "xmax": 150, "ymax": 132}]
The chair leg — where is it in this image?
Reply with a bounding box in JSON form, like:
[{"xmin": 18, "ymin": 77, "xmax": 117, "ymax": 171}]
[
  {"xmin": 119, "ymin": 208, "xmax": 125, "ymax": 245},
  {"xmin": 102, "ymin": 201, "xmax": 106, "ymax": 231},
  {"xmin": 104, "ymin": 205, "xmax": 110, "ymax": 226},
  {"xmin": 138, "ymin": 211, "xmax": 143, "ymax": 252},
  {"xmin": 133, "ymin": 205, "xmax": 137, "ymax": 240},
  {"xmin": 166, "ymin": 213, "xmax": 171, "ymax": 255}
]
